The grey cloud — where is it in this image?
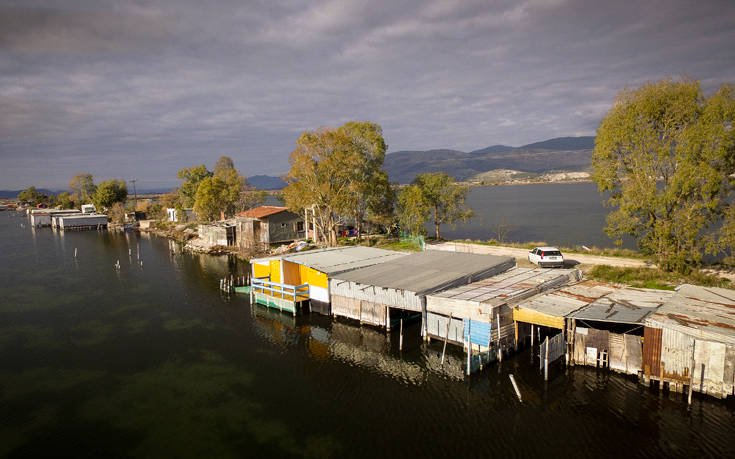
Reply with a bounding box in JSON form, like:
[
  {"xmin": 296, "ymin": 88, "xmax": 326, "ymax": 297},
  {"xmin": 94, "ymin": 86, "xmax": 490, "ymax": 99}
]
[{"xmin": 1, "ymin": 0, "xmax": 734, "ymax": 189}]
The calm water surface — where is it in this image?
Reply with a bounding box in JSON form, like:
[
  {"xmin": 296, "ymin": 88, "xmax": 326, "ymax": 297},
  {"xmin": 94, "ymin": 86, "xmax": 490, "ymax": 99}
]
[
  {"xmin": 1, "ymin": 211, "xmax": 733, "ymax": 458},
  {"xmin": 437, "ymin": 182, "xmax": 625, "ymax": 248}
]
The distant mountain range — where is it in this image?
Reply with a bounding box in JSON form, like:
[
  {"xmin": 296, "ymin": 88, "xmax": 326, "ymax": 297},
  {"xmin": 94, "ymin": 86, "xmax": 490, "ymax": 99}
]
[
  {"xmin": 385, "ymin": 136, "xmax": 595, "ymax": 184},
  {"xmin": 247, "ymin": 175, "xmax": 287, "ymax": 190},
  {"xmin": 0, "ymin": 137, "xmax": 596, "ymax": 196}
]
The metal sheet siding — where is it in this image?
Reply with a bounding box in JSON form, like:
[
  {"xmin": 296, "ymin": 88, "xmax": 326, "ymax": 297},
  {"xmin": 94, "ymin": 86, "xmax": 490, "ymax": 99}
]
[
  {"xmin": 660, "ymin": 328, "xmax": 694, "ymax": 382},
  {"xmin": 463, "ymin": 319, "xmax": 492, "ymax": 347},
  {"xmin": 643, "ymin": 327, "xmax": 662, "ymax": 377},
  {"xmin": 330, "ymin": 280, "xmax": 422, "ymax": 312},
  {"xmin": 426, "ymin": 313, "xmax": 464, "ymax": 343}
]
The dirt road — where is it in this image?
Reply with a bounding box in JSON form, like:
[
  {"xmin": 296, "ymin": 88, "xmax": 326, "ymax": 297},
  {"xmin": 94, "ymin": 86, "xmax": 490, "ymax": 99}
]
[{"xmin": 428, "ymin": 241, "xmax": 651, "ymax": 268}]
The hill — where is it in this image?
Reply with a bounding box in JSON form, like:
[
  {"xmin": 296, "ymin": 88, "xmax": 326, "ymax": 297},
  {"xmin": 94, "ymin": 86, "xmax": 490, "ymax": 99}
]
[
  {"xmin": 247, "ymin": 175, "xmax": 286, "ymax": 190},
  {"xmin": 384, "ymin": 136, "xmax": 594, "ymax": 183}
]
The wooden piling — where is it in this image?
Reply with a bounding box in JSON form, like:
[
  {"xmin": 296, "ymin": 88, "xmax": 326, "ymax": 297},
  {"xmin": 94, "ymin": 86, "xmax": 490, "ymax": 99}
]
[
  {"xmin": 544, "ymin": 336, "xmax": 549, "ymax": 381},
  {"xmin": 496, "ymin": 312, "xmax": 502, "ymax": 362},
  {"xmin": 509, "ymin": 374, "xmax": 522, "ymax": 402},
  {"xmin": 441, "ymin": 313, "xmax": 452, "ymax": 365},
  {"xmin": 399, "ymin": 318, "xmax": 404, "ymax": 352}
]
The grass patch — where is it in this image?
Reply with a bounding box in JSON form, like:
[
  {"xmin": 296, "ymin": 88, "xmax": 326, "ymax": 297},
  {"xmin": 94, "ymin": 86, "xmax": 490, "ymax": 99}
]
[
  {"xmin": 374, "ymin": 239, "xmax": 423, "ymax": 252},
  {"xmin": 586, "ymin": 265, "xmax": 730, "ymax": 289}
]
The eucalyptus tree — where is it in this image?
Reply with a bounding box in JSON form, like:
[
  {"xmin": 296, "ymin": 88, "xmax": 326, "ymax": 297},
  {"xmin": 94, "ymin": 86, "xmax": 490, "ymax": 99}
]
[
  {"xmin": 592, "ymin": 79, "xmax": 735, "ymax": 272},
  {"xmin": 410, "ymin": 172, "xmax": 473, "ymax": 239}
]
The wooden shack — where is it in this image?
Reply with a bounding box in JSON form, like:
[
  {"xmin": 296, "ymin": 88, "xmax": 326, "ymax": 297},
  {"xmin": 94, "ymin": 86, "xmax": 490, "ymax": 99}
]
[
  {"xmin": 56, "ymin": 213, "xmax": 108, "ymax": 230},
  {"xmin": 30, "ymin": 209, "xmax": 81, "ymax": 227},
  {"xmin": 567, "ymin": 287, "xmax": 673, "ymax": 375},
  {"xmin": 329, "ymin": 251, "xmax": 515, "ymax": 330},
  {"xmin": 236, "ymin": 206, "xmax": 304, "ymax": 251},
  {"xmin": 249, "ymin": 246, "xmax": 405, "ymax": 315},
  {"xmin": 643, "ymin": 284, "xmax": 735, "ymax": 399},
  {"xmin": 426, "ymin": 268, "xmax": 581, "ymax": 362}
]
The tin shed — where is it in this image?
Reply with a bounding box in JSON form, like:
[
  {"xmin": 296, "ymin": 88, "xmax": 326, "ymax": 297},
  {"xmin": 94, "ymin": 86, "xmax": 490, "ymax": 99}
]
[
  {"xmin": 426, "ymin": 267, "xmax": 581, "ymax": 352},
  {"xmin": 643, "ymin": 284, "xmax": 735, "ymax": 399},
  {"xmin": 568, "ymin": 287, "xmax": 674, "ymax": 375},
  {"xmin": 329, "ymin": 251, "xmax": 515, "ymax": 330},
  {"xmin": 249, "ymin": 246, "xmax": 406, "ymax": 315}
]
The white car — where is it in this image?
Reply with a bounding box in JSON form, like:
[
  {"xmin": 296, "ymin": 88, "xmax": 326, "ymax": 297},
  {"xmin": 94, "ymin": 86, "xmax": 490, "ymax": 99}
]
[{"xmin": 528, "ymin": 246, "xmax": 564, "ymax": 268}]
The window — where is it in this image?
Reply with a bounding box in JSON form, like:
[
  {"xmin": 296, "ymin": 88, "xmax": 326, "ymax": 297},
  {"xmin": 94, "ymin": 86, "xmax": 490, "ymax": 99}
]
[{"xmin": 297, "ymin": 221, "xmax": 304, "ymax": 232}]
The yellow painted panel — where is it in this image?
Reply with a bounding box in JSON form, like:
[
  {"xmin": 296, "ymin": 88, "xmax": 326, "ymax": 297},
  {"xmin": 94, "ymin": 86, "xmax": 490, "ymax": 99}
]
[
  {"xmin": 269, "ymin": 260, "xmax": 281, "ymax": 283},
  {"xmin": 513, "ymin": 308, "xmax": 564, "ymax": 329},
  {"xmin": 282, "ymin": 260, "xmax": 302, "ymax": 285},
  {"xmin": 307, "ymin": 268, "xmax": 328, "ymax": 289},
  {"xmin": 253, "ymin": 262, "xmax": 270, "ymax": 279}
]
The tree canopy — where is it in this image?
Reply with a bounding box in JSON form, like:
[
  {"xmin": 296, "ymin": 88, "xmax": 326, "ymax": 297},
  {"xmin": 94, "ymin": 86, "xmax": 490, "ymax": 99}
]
[
  {"xmin": 92, "ymin": 179, "xmax": 128, "ymax": 211},
  {"xmin": 193, "ymin": 176, "xmax": 227, "ymax": 221},
  {"xmin": 592, "ymin": 79, "xmax": 735, "ymax": 272},
  {"xmin": 398, "ymin": 172, "xmax": 473, "ymax": 239},
  {"xmin": 283, "ymin": 121, "xmax": 391, "ymax": 246},
  {"xmin": 176, "ymin": 156, "xmax": 248, "ymax": 221},
  {"xmin": 69, "ymin": 173, "xmax": 96, "ymax": 203},
  {"xmin": 177, "ymin": 165, "xmax": 212, "ymax": 208},
  {"xmin": 17, "ymin": 186, "xmax": 42, "ymax": 204}
]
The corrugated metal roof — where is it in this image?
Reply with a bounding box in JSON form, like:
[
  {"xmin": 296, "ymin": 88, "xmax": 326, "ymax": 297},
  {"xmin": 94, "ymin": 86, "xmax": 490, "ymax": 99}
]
[
  {"xmin": 431, "ymin": 267, "xmax": 581, "ymax": 306},
  {"xmin": 281, "ymin": 246, "xmax": 407, "ymax": 275},
  {"xmin": 518, "ymin": 280, "xmax": 618, "ymax": 318},
  {"xmin": 331, "ymin": 251, "xmax": 515, "ymax": 295},
  {"xmin": 645, "ymin": 284, "xmax": 735, "ymax": 344},
  {"xmin": 568, "ymin": 287, "xmax": 674, "ymax": 325}
]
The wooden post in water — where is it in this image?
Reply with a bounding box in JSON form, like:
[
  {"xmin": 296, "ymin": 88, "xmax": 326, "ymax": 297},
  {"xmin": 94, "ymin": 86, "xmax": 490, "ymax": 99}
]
[
  {"xmin": 530, "ymin": 324, "xmax": 534, "ymax": 363},
  {"xmin": 399, "ymin": 318, "xmax": 404, "ymax": 352},
  {"xmin": 466, "ymin": 320, "xmax": 472, "ymax": 376},
  {"xmin": 688, "ymin": 343, "xmax": 696, "ymax": 405},
  {"xmin": 496, "ymin": 312, "xmax": 502, "ymax": 362},
  {"xmin": 509, "ymin": 374, "xmax": 522, "ymax": 402},
  {"xmin": 544, "ymin": 336, "xmax": 550, "ymax": 381},
  {"xmin": 74, "ymin": 247, "xmax": 78, "ymax": 259},
  {"xmin": 441, "ymin": 313, "xmax": 452, "ymax": 365}
]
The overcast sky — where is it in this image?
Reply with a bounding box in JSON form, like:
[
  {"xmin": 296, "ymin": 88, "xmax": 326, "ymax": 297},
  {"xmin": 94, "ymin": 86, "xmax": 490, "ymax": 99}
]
[{"xmin": 1, "ymin": 0, "xmax": 733, "ymax": 189}]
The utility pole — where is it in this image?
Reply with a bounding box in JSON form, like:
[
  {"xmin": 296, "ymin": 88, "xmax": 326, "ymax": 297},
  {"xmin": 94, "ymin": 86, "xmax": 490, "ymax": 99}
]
[{"xmin": 129, "ymin": 179, "xmax": 138, "ymax": 210}]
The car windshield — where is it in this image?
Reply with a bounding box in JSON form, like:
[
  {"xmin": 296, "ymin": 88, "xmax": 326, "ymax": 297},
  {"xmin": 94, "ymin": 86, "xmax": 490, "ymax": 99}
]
[{"xmin": 543, "ymin": 251, "xmax": 562, "ymax": 256}]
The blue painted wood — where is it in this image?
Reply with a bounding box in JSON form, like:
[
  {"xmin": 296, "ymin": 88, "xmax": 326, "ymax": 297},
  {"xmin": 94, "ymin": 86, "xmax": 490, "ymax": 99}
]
[{"xmin": 463, "ymin": 319, "xmax": 492, "ymax": 346}]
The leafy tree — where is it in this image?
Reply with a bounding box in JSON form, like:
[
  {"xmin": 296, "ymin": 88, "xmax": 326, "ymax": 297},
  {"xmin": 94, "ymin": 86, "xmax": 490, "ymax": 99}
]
[
  {"xmin": 69, "ymin": 173, "xmax": 96, "ymax": 203},
  {"xmin": 92, "ymin": 179, "xmax": 128, "ymax": 211},
  {"xmin": 56, "ymin": 191, "xmax": 75, "ymax": 209},
  {"xmin": 284, "ymin": 122, "xmax": 391, "ymax": 246},
  {"xmin": 17, "ymin": 186, "xmax": 41, "ymax": 204},
  {"xmin": 411, "ymin": 172, "xmax": 473, "ymax": 239},
  {"xmin": 592, "ymin": 79, "xmax": 735, "ymax": 272},
  {"xmin": 213, "ymin": 155, "xmax": 247, "ymax": 216},
  {"xmin": 397, "ymin": 184, "xmax": 430, "ymax": 236},
  {"xmin": 177, "ymin": 165, "xmax": 212, "ymax": 208},
  {"xmin": 339, "ymin": 121, "xmax": 391, "ymax": 237},
  {"xmin": 193, "ymin": 176, "xmax": 227, "ymax": 221}
]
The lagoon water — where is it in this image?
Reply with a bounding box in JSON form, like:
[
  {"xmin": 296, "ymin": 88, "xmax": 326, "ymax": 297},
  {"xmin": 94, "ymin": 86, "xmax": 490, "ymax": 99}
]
[
  {"xmin": 435, "ymin": 182, "xmax": 621, "ymax": 248},
  {"xmin": 1, "ymin": 211, "xmax": 734, "ymax": 458}
]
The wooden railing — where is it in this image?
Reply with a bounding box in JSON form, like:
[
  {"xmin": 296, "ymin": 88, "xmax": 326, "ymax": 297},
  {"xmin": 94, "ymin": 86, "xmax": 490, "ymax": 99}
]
[{"xmin": 251, "ymin": 278, "xmax": 310, "ymax": 303}]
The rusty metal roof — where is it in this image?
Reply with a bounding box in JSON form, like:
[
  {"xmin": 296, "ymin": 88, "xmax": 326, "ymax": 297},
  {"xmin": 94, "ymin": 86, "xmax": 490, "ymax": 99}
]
[
  {"xmin": 236, "ymin": 206, "xmax": 290, "ymax": 219},
  {"xmin": 430, "ymin": 267, "xmax": 581, "ymax": 306},
  {"xmin": 517, "ymin": 279, "xmax": 618, "ymax": 318},
  {"xmin": 567, "ymin": 287, "xmax": 674, "ymax": 325},
  {"xmin": 645, "ymin": 284, "xmax": 735, "ymax": 344}
]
